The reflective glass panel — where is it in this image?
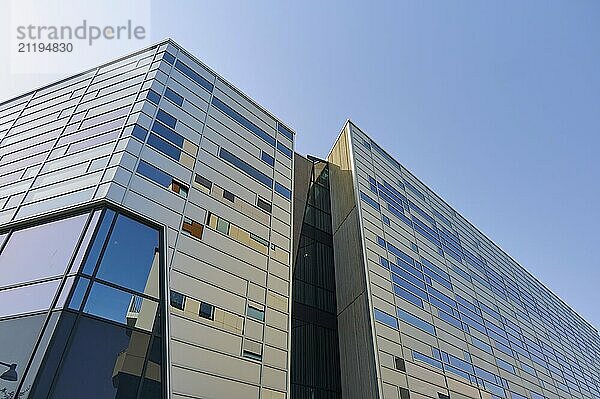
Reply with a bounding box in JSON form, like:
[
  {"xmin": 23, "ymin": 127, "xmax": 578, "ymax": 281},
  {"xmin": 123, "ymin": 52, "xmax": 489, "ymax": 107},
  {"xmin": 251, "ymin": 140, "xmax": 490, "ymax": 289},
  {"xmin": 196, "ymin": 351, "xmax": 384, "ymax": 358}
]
[
  {"xmin": 0, "ymin": 214, "xmax": 88, "ymax": 287},
  {"xmin": 95, "ymin": 214, "xmax": 160, "ymax": 296},
  {"xmin": 0, "ymin": 280, "xmax": 61, "ymax": 318},
  {"xmin": 83, "ymin": 283, "xmax": 157, "ymax": 331}
]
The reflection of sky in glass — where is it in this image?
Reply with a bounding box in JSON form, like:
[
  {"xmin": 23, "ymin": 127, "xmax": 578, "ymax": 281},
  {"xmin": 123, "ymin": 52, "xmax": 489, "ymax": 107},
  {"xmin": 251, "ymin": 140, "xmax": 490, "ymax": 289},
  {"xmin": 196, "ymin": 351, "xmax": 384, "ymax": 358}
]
[
  {"xmin": 83, "ymin": 282, "xmax": 135, "ymax": 325},
  {"xmin": 95, "ymin": 215, "xmax": 159, "ymax": 295},
  {"xmin": 0, "ymin": 214, "xmax": 88, "ymax": 287},
  {"xmin": 0, "ymin": 280, "xmax": 60, "ymax": 318}
]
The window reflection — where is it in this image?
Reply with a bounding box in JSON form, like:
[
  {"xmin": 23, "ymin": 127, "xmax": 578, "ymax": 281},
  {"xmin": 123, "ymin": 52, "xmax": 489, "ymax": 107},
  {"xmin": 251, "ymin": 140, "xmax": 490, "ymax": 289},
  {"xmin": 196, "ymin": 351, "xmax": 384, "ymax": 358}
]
[
  {"xmin": 0, "ymin": 214, "xmax": 88, "ymax": 288},
  {"xmin": 95, "ymin": 214, "xmax": 160, "ymax": 297},
  {"xmin": 0, "ymin": 280, "xmax": 61, "ymax": 318}
]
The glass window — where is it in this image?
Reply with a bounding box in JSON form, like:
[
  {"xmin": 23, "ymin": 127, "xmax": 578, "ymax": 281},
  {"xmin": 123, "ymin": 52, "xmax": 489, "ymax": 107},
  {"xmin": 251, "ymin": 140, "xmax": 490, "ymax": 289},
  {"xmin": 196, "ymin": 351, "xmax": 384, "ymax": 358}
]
[
  {"xmin": 131, "ymin": 124, "xmax": 148, "ymax": 141},
  {"xmin": 397, "ymin": 308, "xmax": 436, "ymax": 335},
  {"xmin": 374, "ymin": 308, "xmax": 398, "ymax": 329},
  {"xmin": 155, "ymin": 109, "xmax": 177, "ymax": 129},
  {"xmin": 194, "ymin": 174, "xmax": 212, "ymax": 191},
  {"xmin": 277, "ymin": 123, "xmax": 294, "ymax": 141},
  {"xmin": 163, "ymin": 51, "xmax": 175, "ymax": 64},
  {"xmin": 199, "ymin": 302, "xmax": 214, "ymax": 320},
  {"xmin": 219, "ymin": 147, "xmax": 273, "ymax": 188},
  {"xmin": 360, "ymin": 191, "xmax": 380, "ymax": 211},
  {"xmin": 211, "ymin": 96, "xmax": 275, "ymax": 146},
  {"xmin": 164, "ymin": 88, "xmax": 184, "ymax": 106},
  {"xmin": 247, "ymin": 306, "xmax": 264, "ymax": 322},
  {"xmin": 0, "ymin": 213, "xmax": 88, "ymax": 288},
  {"xmin": 82, "ymin": 209, "xmax": 116, "ymax": 275},
  {"xmin": 83, "ymin": 283, "xmax": 157, "ymax": 331},
  {"xmin": 274, "ymin": 182, "xmax": 291, "ymax": 200},
  {"xmin": 151, "ymin": 120, "xmax": 184, "ymax": 147},
  {"xmin": 257, "ymin": 198, "xmax": 272, "ymax": 213},
  {"xmin": 170, "ymin": 291, "xmax": 185, "ymax": 310},
  {"xmin": 95, "ymin": 214, "xmax": 160, "ymax": 296},
  {"xmin": 0, "ymin": 280, "xmax": 61, "ymax": 318},
  {"xmin": 147, "ymin": 133, "xmax": 182, "ymax": 161},
  {"xmin": 146, "ymin": 90, "xmax": 160, "ymax": 105},
  {"xmin": 137, "ymin": 160, "xmax": 173, "ymax": 189},
  {"xmin": 261, "ymin": 151, "xmax": 275, "ymax": 166},
  {"xmin": 276, "ymin": 141, "xmax": 292, "ymax": 158},
  {"xmin": 222, "ymin": 190, "xmax": 235, "ymax": 202},
  {"xmin": 68, "ymin": 277, "xmax": 90, "ymax": 311},
  {"xmin": 243, "ymin": 350, "xmax": 262, "ymax": 361},
  {"xmin": 174, "ymin": 60, "xmax": 214, "ymax": 92},
  {"xmin": 216, "ymin": 218, "xmax": 230, "ymax": 235},
  {"xmin": 394, "ymin": 357, "xmax": 406, "ymax": 372}
]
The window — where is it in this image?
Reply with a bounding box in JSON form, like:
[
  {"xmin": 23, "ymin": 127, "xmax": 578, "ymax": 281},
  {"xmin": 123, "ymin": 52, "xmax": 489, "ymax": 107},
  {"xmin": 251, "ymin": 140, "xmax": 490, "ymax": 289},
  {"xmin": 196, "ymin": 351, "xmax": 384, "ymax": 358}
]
[
  {"xmin": 170, "ymin": 291, "xmax": 185, "ymax": 310},
  {"xmin": 164, "ymin": 87, "xmax": 184, "ymax": 106},
  {"xmin": 163, "ymin": 51, "xmax": 175, "ymax": 64},
  {"xmin": 411, "ymin": 242, "xmax": 418, "ymax": 252},
  {"xmin": 199, "ymin": 302, "xmax": 214, "ymax": 320},
  {"xmin": 382, "ymin": 215, "xmax": 390, "ymax": 226},
  {"xmin": 394, "ymin": 357, "xmax": 406, "ymax": 372},
  {"xmin": 194, "ymin": 174, "xmax": 212, "ymax": 192},
  {"xmin": 156, "ymin": 109, "xmax": 177, "ymax": 129},
  {"xmin": 219, "ymin": 147, "xmax": 273, "ymax": 187},
  {"xmin": 216, "ymin": 218, "xmax": 230, "ymax": 235},
  {"xmin": 400, "ymin": 388, "xmax": 410, "ymax": 399},
  {"xmin": 360, "ymin": 191, "xmax": 380, "ymax": 211},
  {"xmin": 174, "ymin": 60, "xmax": 214, "ymax": 92},
  {"xmin": 151, "ymin": 120, "xmax": 184, "ymax": 147},
  {"xmin": 137, "ymin": 160, "xmax": 172, "ymax": 187},
  {"xmin": 0, "ymin": 280, "xmax": 61, "ymax": 318},
  {"xmin": 0, "ymin": 213, "xmax": 88, "ymax": 288},
  {"xmin": 274, "ymin": 182, "xmax": 291, "ymax": 200},
  {"xmin": 171, "ymin": 180, "xmax": 189, "ymax": 197},
  {"xmin": 438, "ymin": 393, "xmax": 450, "ymax": 399},
  {"xmin": 397, "ymin": 308, "xmax": 436, "ymax": 335},
  {"xmin": 243, "ymin": 350, "xmax": 262, "ymax": 361},
  {"xmin": 276, "ymin": 141, "xmax": 292, "ymax": 158},
  {"xmin": 131, "ymin": 124, "xmax": 148, "ymax": 141},
  {"xmin": 211, "ymin": 96, "xmax": 275, "ymax": 146},
  {"xmin": 257, "ymin": 198, "xmax": 272, "ymax": 213},
  {"xmin": 261, "ymin": 151, "xmax": 275, "ymax": 166},
  {"xmin": 147, "ymin": 90, "xmax": 160, "ymax": 104},
  {"xmin": 147, "ymin": 133, "xmax": 182, "ymax": 160},
  {"xmin": 247, "ymin": 306, "xmax": 265, "ymax": 322},
  {"xmin": 374, "ymin": 308, "xmax": 398, "ymax": 329},
  {"xmin": 182, "ymin": 218, "xmax": 203, "ymax": 239},
  {"xmin": 94, "ymin": 214, "xmax": 160, "ymax": 296},
  {"xmin": 277, "ymin": 123, "xmax": 294, "ymax": 141},
  {"xmin": 222, "ymin": 190, "xmax": 235, "ymax": 202}
]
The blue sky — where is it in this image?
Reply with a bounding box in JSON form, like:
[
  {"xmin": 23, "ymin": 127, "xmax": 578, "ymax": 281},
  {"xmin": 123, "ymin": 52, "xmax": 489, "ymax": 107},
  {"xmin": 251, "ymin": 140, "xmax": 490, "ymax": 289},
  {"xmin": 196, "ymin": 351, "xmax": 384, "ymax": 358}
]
[
  {"xmin": 1, "ymin": 1, "xmax": 598, "ymax": 329},
  {"xmin": 147, "ymin": 1, "xmax": 600, "ymax": 328}
]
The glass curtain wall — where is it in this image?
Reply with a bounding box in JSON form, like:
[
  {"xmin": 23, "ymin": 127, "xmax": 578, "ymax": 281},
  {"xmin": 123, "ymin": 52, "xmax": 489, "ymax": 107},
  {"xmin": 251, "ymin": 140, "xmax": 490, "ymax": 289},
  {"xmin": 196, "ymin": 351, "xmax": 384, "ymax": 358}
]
[
  {"xmin": 0, "ymin": 207, "xmax": 165, "ymax": 399},
  {"xmin": 291, "ymin": 160, "xmax": 342, "ymax": 399}
]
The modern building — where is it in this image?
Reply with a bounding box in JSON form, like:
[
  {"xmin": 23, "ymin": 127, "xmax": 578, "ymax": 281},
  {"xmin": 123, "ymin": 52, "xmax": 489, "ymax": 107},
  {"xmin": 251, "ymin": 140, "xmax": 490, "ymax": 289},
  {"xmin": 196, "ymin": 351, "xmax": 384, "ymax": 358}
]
[{"xmin": 0, "ymin": 40, "xmax": 597, "ymax": 399}]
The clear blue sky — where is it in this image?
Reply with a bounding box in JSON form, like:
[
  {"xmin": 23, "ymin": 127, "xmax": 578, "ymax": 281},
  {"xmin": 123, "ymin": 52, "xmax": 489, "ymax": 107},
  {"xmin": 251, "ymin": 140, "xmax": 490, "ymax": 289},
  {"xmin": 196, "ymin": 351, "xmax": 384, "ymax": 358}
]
[
  {"xmin": 2, "ymin": 1, "xmax": 599, "ymax": 329},
  {"xmin": 148, "ymin": 1, "xmax": 600, "ymax": 328}
]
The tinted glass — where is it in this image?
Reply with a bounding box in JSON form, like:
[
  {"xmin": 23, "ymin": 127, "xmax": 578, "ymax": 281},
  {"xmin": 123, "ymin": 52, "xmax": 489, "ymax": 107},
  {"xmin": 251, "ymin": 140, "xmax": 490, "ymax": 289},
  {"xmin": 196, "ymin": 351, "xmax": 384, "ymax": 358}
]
[
  {"xmin": 0, "ymin": 214, "xmax": 88, "ymax": 287},
  {"xmin": 82, "ymin": 209, "xmax": 116, "ymax": 275},
  {"xmin": 83, "ymin": 283, "xmax": 157, "ymax": 331},
  {"xmin": 95, "ymin": 214, "xmax": 159, "ymax": 295},
  {"xmin": 0, "ymin": 280, "xmax": 61, "ymax": 318}
]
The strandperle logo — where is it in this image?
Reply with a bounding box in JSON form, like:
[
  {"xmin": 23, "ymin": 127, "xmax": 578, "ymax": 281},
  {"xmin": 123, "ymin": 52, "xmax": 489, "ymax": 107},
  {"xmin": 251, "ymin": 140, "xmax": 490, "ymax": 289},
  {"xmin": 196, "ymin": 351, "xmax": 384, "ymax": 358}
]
[{"xmin": 16, "ymin": 20, "xmax": 146, "ymax": 46}]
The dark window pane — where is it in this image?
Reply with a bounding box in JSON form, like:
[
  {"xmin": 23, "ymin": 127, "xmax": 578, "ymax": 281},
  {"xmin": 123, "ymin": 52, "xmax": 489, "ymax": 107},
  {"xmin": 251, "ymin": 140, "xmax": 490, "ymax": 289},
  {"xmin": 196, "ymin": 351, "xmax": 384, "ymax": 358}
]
[
  {"xmin": 261, "ymin": 151, "xmax": 275, "ymax": 166},
  {"xmin": 277, "ymin": 123, "xmax": 294, "ymax": 141},
  {"xmin": 174, "ymin": 60, "xmax": 214, "ymax": 92},
  {"xmin": 247, "ymin": 306, "xmax": 264, "ymax": 322},
  {"xmin": 151, "ymin": 120, "xmax": 184, "ymax": 147},
  {"xmin": 95, "ymin": 214, "xmax": 160, "ymax": 296},
  {"xmin": 147, "ymin": 90, "xmax": 160, "ymax": 104},
  {"xmin": 275, "ymin": 182, "xmax": 291, "ymax": 200},
  {"xmin": 47, "ymin": 316, "xmax": 155, "ymax": 399},
  {"xmin": 194, "ymin": 174, "xmax": 212, "ymax": 191},
  {"xmin": 137, "ymin": 160, "xmax": 173, "ymax": 189},
  {"xmin": 219, "ymin": 147, "xmax": 273, "ymax": 188},
  {"xmin": 132, "ymin": 124, "xmax": 148, "ymax": 141},
  {"xmin": 67, "ymin": 277, "xmax": 90, "ymax": 311},
  {"xmin": 222, "ymin": 190, "xmax": 235, "ymax": 202},
  {"xmin": 0, "ymin": 280, "xmax": 61, "ymax": 318},
  {"xmin": 83, "ymin": 283, "xmax": 157, "ymax": 331},
  {"xmin": 257, "ymin": 198, "xmax": 272, "ymax": 213},
  {"xmin": 164, "ymin": 88, "xmax": 184, "ymax": 106},
  {"xmin": 163, "ymin": 52, "xmax": 175, "ymax": 64},
  {"xmin": 147, "ymin": 133, "xmax": 182, "ymax": 160},
  {"xmin": 155, "ymin": 109, "xmax": 177, "ymax": 129},
  {"xmin": 394, "ymin": 357, "xmax": 406, "ymax": 372},
  {"xmin": 276, "ymin": 141, "xmax": 292, "ymax": 158},
  {"xmin": 199, "ymin": 302, "xmax": 214, "ymax": 320},
  {"xmin": 211, "ymin": 96, "xmax": 275, "ymax": 146},
  {"xmin": 0, "ymin": 213, "xmax": 88, "ymax": 287},
  {"xmin": 170, "ymin": 291, "xmax": 185, "ymax": 310},
  {"xmin": 82, "ymin": 209, "xmax": 116, "ymax": 275}
]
